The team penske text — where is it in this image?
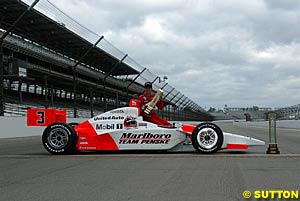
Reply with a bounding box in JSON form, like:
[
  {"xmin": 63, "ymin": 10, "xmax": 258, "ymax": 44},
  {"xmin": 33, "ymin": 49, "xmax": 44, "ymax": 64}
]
[{"xmin": 119, "ymin": 132, "xmax": 171, "ymax": 144}]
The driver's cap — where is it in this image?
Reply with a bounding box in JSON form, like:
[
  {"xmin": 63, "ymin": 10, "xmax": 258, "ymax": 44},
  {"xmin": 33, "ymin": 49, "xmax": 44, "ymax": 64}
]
[{"xmin": 144, "ymin": 82, "xmax": 152, "ymax": 88}]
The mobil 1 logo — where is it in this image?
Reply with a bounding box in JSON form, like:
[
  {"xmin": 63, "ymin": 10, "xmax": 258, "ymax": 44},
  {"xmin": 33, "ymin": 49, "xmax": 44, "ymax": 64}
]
[{"xmin": 95, "ymin": 123, "xmax": 123, "ymax": 130}]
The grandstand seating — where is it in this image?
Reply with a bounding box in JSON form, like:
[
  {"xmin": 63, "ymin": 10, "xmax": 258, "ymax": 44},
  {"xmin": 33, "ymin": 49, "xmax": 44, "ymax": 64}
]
[
  {"xmin": 4, "ymin": 100, "xmax": 104, "ymax": 118},
  {"xmin": 4, "ymin": 90, "xmax": 104, "ymax": 118},
  {"xmin": 210, "ymin": 107, "xmax": 270, "ymax": 121},
  {"xmin": 275, "ymin": 104, "xmax": 300, "ymax": 120},
  {"xmin": 209, "ymin": 111, "xmax": 233, "ymax": 120},
  {"xmin": 2, "ymin": 31, "xmax": 141, "ymax": 95},
  {"xmin": 0, "ymin": 1, "xmax": 212, "ymax": 121}
]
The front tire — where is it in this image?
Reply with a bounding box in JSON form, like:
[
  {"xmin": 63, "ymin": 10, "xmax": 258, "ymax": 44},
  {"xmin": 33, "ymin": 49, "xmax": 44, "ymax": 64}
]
[
  {"xmin": 192, "ymin": 123, "xmax": 223, "ymax": 154},
  {"xmin": 42, "ymin": 122, "xmax": 78, "ymax": 154}
]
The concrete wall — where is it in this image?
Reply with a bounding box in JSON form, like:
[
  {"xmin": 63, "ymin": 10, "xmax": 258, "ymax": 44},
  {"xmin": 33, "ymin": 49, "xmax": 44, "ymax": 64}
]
[{"xmin": 0, "ymin": 117, "xmax": 86, "ymax": 138}]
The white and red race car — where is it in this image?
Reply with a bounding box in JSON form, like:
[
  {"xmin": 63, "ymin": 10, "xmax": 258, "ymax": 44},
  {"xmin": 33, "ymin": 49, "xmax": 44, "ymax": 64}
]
[{"xmin": 27, "ymin": 102, "xmax": 265, "ymax": 154}]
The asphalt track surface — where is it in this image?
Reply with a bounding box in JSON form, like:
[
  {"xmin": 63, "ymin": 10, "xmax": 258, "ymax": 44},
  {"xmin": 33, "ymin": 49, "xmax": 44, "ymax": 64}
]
[{"xmin": 1, "ymin": 122, "xmax": 300, "ymax": 201}]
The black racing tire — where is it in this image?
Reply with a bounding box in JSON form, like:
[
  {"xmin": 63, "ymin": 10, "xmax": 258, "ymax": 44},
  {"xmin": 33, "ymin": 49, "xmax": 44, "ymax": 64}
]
[
  {"xmin": 192, "ymin": 123, "xmax": 223, "ymax": 154},
  {"xmin": 67, "ymin": 123, "xmax": 80, "ymax": 154},
  {"xmin": 42, "ymin": 122, "xmax": 78, "ymax": 154}
]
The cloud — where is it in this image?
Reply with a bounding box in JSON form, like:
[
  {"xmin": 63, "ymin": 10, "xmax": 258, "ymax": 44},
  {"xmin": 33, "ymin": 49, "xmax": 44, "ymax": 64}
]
[{"xmin": 34, "ymin": 0, "xmax": 300, "ymax": 109}]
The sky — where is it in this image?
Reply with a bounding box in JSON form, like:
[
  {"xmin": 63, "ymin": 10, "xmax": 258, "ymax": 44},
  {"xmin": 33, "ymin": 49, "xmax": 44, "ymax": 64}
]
[{"xmin": 29, "ymin": 0, "xmax": 300, "ymax": 109}]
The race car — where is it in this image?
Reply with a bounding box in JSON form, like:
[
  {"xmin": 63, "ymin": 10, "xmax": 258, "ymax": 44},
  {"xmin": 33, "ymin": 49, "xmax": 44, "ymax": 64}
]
[{"xmin": 27, "ymin": 100, "xmax": 265, "ymax": 155}]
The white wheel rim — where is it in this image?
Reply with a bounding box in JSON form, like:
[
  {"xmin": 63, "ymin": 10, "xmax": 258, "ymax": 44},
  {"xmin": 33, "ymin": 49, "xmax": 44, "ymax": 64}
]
[
  {"xmin": 197, "ymin": 127, "xmax": 218, "ymax": 149},
  {"xmin": 48, "ymin": 128, "xmax": 69, "ymax": 149}
]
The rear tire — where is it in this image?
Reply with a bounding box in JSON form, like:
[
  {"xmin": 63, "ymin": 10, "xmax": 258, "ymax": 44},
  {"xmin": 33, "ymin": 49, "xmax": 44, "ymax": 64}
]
[
  {"xmin": 192, "ymin": 123, "xmax": 223, "ymax": 154},
  {"xmin": 42, "ymin": 122, "xmax": 77, "ymax": 154}
]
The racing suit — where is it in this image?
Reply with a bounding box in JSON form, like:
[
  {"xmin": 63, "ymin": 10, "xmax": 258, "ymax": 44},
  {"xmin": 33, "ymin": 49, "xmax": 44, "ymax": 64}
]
[{"xmin": 138, "ymin": 93, "xmax": 172, "ymax": 126}]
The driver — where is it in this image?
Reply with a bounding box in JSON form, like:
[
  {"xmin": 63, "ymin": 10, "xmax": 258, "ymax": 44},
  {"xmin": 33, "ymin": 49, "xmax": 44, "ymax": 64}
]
[{"xmin": 138, "ymin": 82, "xmax": 172, "ymax": 126}]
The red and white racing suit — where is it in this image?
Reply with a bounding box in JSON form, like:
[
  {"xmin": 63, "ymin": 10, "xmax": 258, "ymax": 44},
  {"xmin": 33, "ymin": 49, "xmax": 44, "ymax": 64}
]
[{"xmin": 138, "ymin": 93, "xmax": 172, "ymax": 126}]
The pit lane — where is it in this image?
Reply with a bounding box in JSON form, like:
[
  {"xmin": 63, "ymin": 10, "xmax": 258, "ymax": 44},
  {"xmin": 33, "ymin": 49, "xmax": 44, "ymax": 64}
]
[{"xmin": 1, "ymin": 122, "xmax": 300, "ymax": 201}]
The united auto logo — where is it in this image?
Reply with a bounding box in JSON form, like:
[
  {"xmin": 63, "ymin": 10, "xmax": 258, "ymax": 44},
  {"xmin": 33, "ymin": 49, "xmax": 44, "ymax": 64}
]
[
  {"xmin": 119, "ymin": 133, "xmax": 171, "ymax": 144},
  {"xmin": 93, "ymin": 116, "xmax": 124, "ymax": 121}
]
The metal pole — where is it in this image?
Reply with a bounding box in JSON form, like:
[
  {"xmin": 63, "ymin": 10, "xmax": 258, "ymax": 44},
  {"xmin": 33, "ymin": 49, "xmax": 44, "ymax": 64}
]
[
  {"xmin": 173, "ymin": 95, "xmax": 184, "ymax": 120},
  {"xmin": 178, "ymin": 97, "xmax": 188, "ymax": 110},
  {"xmin": 191, "ymin": 104, "xmax": 198, "ymax": 111},
  {"xmin": 174, "ymin": 94, "xmax": 184, "ymax": 105},
  {"xmin": 151, "ymin": 76, "xmax": 159, "ymax": 84},
  {"xmin": 167, "ymin": 104, "xmax": 170, "ymax": 120},
  {"xmin": 34, "ymin": 84, "xmax": 37, "ymax": 94},
  {"xmin": 163, "ymin": 88, "xmax": 175, "ymax": 100},
  {"xmin": 189, "ymin": 103, "xmax": 195, "ymax": 111},
  {"xmin": 126, "ymin": 67, "xmax": 147, "ymax": 92},
  {"xmin": 103, "ymin": 54, "xmax": 127, "ymax": 112},
  {"xmin": 186, "ymin": 101, "xmax": 193, "ymax": 111},
  {"xmin": 161, "ymin": 82, "xmax": 168, "ymax": 90},
  {"xmin": 73, "ymin": 71, "xmax": 77, "ymax": 117},
  {"xmin": 44, "ymin": 75, "xmax": 48, "ymax": 104},
  {"xmin": 178, "ymin": 97, "xmax": 188, "ymax": 120},
  {"xmin": 116, "ymin": 92, "xmax": 119, "ymax": 108},
  {"xmin": 179, "ymin": 97, "xmax": 188, "ymax": 106},
  {"xmin": 103, "ymin": 54, "xmax": 128, "ymax": 81},
  {"xmin": 18, "ymin": 78, "xmax": 22, "ymax": 103},
  {"xmin": 72, "ymin": 36, "xmax": 104, "ymax": 70},
  {"xmin": 167, "ymin": 92, "xmax": 180, "ymax": 119},
  {"xmin": 193, "ymin": 104, "xmax": 199, "ymax": 111},
  {"xmin": 182, "ymin": 99, "xmax": 191, "ymax": 110},
  {"xmin": 51, "ymin": 85, "xmax": 54, "ymax": 107},
  {"xmin": 168, "ymin": 92, "xmax": 180, "ymax": 103},
  {"xmin": 72, "ymin": 36, "xmax": 103, "ymax": 117},
  {"xmin": 173, "ymin": 104, "xmax": 176, "ymax": 120},
  {"xmin": 0, "ymin": 0, "xmax": 40, "ymax": 41},
  {"xmin": 26, "ymin": 82, "xmax": 29, "ymax": 93},
  {"xmin": 160, "ymin": 83, "xmax": 168, "ymax": 119},
  {"xmin": 0, "ymin": 41, "xmax": 3, "ymax": 116},
  {"xmin": 90, "ymin": 88, "xmax": 94, "ymax": 118}
]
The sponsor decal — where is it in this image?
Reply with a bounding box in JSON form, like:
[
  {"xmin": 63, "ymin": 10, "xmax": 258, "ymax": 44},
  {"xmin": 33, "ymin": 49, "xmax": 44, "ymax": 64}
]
[
  {"xmin": 93, "ymin": 116, "xmax": 124, "ymax": 121},
  {"xmin": 79, "ymin": 146, "xmax": 97, "ymax": 150},
  {"xmin": 119, "ymin": 132, "xmax": 171, "ymax": 144},
  {"xmin": 110, "ymin": 109, "xmax": 125, "ymax": 114},
  {"xmin": 138, "ymin": 123, "xmax": 147, "ymax": 127},
  {"xmin": 131, "ymin": 100, "xmax": 137, "ymax": 105},
  {"xmin": 124, "ymin": 116, "xmax": 137, "ymax": 128},
  {"xmin": 95, "ymin": 123, "xmax": 123, "ymax": 130}
]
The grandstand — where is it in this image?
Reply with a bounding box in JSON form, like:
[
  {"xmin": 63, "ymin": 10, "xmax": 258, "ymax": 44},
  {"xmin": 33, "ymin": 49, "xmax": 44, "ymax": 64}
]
[
  {"xmin": 0, "ymin": 0, "xmax": 212, "ymax": 121},
  {"xmin": 224, "ymin": 107, "xmax": 271, "ymax": 121},
  {"xmin": 274, "ymin": 104, "xmax": 300, "ymax": 120},
  {"xmin": 210, "ymin": 106, "xmax": 272, "ymax": 121}
]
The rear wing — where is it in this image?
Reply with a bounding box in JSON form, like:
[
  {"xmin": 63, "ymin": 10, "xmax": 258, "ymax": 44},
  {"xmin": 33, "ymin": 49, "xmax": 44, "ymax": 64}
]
[{"xmin": 27, "ymin": 108, "xmax": 66, "ymax": 126}]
